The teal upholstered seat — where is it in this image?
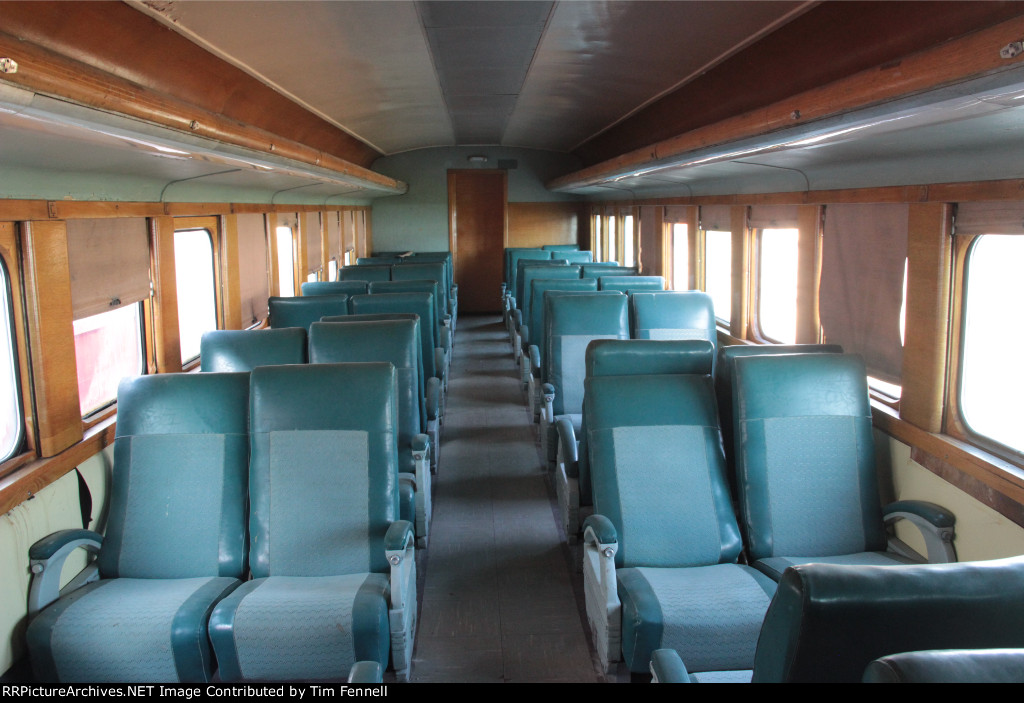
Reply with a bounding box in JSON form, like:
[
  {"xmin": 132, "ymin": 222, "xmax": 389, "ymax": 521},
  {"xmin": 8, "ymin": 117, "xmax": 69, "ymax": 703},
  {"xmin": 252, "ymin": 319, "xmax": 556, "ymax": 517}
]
[
  {"xmin": 200, "ymin": 328, "xmax": 307, "ymax": 372},
  {"xmin": 539, "ymin": 292, "xmax": 629, "ymax": 465},
  {"xmin": 664, "ymin": 556, "xmax": 1024, "ymax": 682},
  {"xmin": 542, "ymin": 244, "xmax": 580, "ymax": 251},
  {"xmin": 391, "ymin": 262, "xmax": 454, "ymax": 331},
  {"xmin": 555, "ymin": 339, "xmax": 716, "ymax": 543},
  {"xmin": 209, "ymin": 363, "xmax": 417, "ymax": 681},
  {"xmin": 524, "ymin": 278, "xmax": 596, "ymax": 418},
  {"xmin": 863, "ymin": 649, "xmax": 1024, "ymax": 683},
  {"xmin": 629, "ymin": 291, "xmax": 716, "ymax": 361},
  {"xmin": 301, "ymin": 280, "xmax": 369, "ymax": 297},
  {"xmin": 504, "ymin": 249, "xmax": 550, "ymax": 335},
  {"xmin": 339, "ymin": 264, "xmax": 391, "ymax": 282},
  {"xmin": 268, "ymin": 294, "xmax": 349, "ymax": 332},
  {"xmin": 598, "ymin": 275, "xmax": 664, "ymax": 293},
  {"xmin": 321, "ymin": 313, "xmax": 441, "ymax": 471},
  {"xmin": 350, "ymin": 292, "xmax": 448, "ymax": 402},
  {"xmin": 516, "ymin": 264, "xmax": 581, "ymax": 371},
  {"xmin": 733, "ymin": 353, "xmax": 956, "ymax": 580},
  {"xmin": 581, "ymin": 356, "xmax": 776, "ymax": 674},
  {"xmin": 26, "ymin": 373, "xmax": 250, "ymax": 683},
  {"xmin": 369, "ymin": 279, "xmax": 446, "ymax": 342},
  {"xmin": 309, "ymin": 320, "xmax": 432, "ymax": 546},
  {"xmin": 404, "ymin": 252, "xmax": 456, "ymax": 329}
]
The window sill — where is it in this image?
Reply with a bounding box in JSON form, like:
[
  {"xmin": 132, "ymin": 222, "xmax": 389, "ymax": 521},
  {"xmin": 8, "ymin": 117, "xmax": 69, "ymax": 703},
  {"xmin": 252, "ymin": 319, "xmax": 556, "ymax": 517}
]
[
  {"xmin": 871, "ymin": 400, "xmax": 1024, "ymax": 526},
  {"xmin": 0, "ymin": 415, "xmax": 116, "ymax": 515}
]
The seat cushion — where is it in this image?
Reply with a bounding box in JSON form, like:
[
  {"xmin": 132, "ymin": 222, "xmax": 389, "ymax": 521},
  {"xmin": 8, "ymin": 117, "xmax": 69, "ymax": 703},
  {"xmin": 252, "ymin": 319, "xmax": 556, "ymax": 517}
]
[
  {"xmin": 618, "ymin": 564, "xmax": 775, "ymax": 673},
  {"xmin": 754, "ymin": 550, "xmax": 918, "ymax": 581},
  {"xmin": 210, "ymin": 573, "xmax": 391, "ymax": 681},
  {"xmin": 28, "ymin": 576, "xmax": 240, "ymax": 683}
]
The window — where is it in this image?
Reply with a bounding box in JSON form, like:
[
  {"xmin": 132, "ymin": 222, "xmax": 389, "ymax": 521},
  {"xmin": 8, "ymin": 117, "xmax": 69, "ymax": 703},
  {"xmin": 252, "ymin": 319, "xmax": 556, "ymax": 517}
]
[
  {"xmin": 958, "ymin": 235, "xmax": 1024, "ymax": 455},
  {"xmin": 0, "ymin": 259, "xmax": 22, "ymax": 461},
  {"xmin": 704, "ymin": 230, "xmax": 732, "ymax": 324},
  {"xmin": 174, "ymin": 228, "xmax": 218, "ymax": 364},
  {"xmin": 623, "ymin": 213, "xmax": 635, "ymax": 267},
  {"xmin": 607, "ymin": 215, "xmax": 617, "ymax": 263},
  {"xmin": 73, "ymin": 303, "xmax": 145, "ymax": 416},
  {"xmin": 276, "ymin": 225, "xmax": 296, "ymax": 297},
  {"xmin": 670, "ymin": 223, "xmax": 689, "ymax": 290},
  {"xmin": 328, "ymin": 258, "xmax": 338, "ymax": 282},
  {"xmin": 756, "ymin": 228, "xmax": 799, "ymax": 343}
]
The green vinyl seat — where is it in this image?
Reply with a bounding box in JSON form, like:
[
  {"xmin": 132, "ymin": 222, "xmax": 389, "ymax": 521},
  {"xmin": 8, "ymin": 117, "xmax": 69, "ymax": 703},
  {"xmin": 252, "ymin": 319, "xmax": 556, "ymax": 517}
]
[
  {"xmin": 581, "ymin": 351, "xmax": 776, "ymax": 674},
  {"xmin": 540, "ymin": 292, "xmax": 629, "ymax": 466},
  {"xmin": 516, "ymin": 264, "xmax": 581, "ymax": 374},
  {"xmin": 309, "ymin": 320, "xmax": 432, "ymax": 547},
  {"xmin": 209, "ymin": 363, "xmax": 417, "ymax": 681},
  {"xmin": 653, "ymin": 556, "xmax": 1024, "ymax": 682},
  {"xmin": 733, "ymin": 353, "xmax": 957, "ymax": 581},
  {"xmin": 511, "ymin": 259, "xmax": 569, "ymax": 355},
  {"xmin": 390, "ymin": 262, "xmax": 453, "ymax": 332},
  {"xmin": 301, "ymin": 280, "xmax": 369, "ymax": 297},
  {"xmin": 504, "ymin": 249, "xmax": 550, "ymax": 335},
  {"xmin": 200, "ymin": 328, "xmax": 307, "ymax": 372},
  {"xmin": 268, "ymin": 294, "xmax": 348, "ymax": 332},
  {"xmin": 629, "ymin": 290, "xmax": 716, "ymax": 354},
  {"xmin": 339, "ymin": 264, "xmax": 391, "ymax": 283},
  {"xmin": 598, "ymin": 275, "xmax": 664, "ymax": 293},
  {"xmin": 542, "ymin": 244, "xmax": 580, "ymax": 251},
  {"xmin": 555, "ymin": 339, "xmax": 715, "ymax": 543},
  {"xmin": 369, "ymin": 279, "xmax": 446, "ymax": 353},
  {"xmin": 863, "ymin": 648, "xmax": 1024, "ymax": 683},
  {"xmin": 26, "ymin": 372, "xmax": 250, "ymax": 682},
  {"xmin": 321, "ymin": 313, "xmax": 441, "ymax": 472}
]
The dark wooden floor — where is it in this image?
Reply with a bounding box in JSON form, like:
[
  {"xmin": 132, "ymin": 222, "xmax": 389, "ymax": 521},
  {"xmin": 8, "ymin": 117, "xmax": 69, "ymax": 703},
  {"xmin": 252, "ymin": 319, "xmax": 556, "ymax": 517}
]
[{"xmin": 410, "ymin": 314, "xmax": 606, "ymax": 682}]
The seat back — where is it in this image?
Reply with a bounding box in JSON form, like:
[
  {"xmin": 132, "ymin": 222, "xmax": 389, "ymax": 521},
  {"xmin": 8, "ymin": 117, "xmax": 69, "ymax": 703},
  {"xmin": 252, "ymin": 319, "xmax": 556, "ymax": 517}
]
[
  {"xmin": 733, "ymin": 353, "xmax": 884, "ymax": 562},
  {"xmin": 339, "ymin": 265, "xmax": 391, "ymax": 282},
  {"xmin": 562, "ymin": 250, "xmax": 594, "ymax": 265},
  {"xmin": 527, "ymin": 279, "xmax": 597, "ymax": 364},
  {"xmin": 309, "ymin": 320, "xmax": 424, "ymax": 459},
  {"xmin": 200, "ymin": 328, "xmax": 307, "ymax": 372},
  {"xmin": 248, "ymin": 363, "xmax": 399, "ymax": 578},
  {"xmin": 544, "ymin": 292, "xmax": 629, "ymax": 416},
  {"xmin": 268, "ymin": 295, "xmax": 349, "ymax": 332},
  {"xmin": 752, "ymin": 557, "xmax": 1024, "ymax": 682},
  {"xmin": 715, "ymin": 343, "xmax": 843, "ymax": 487},
  {"xmin": 100, "ymin": 373, "xmax": 250, "ymax": 579},
  {"xmin": 630, "ymin": 291, "xmax": 717, "ymax": 364},
  {"xmin": 542, "ymin": 244, "xmax": 580, "ymax": 251},
  {"xmin": 584, "ymin": 350, "xmax": 741, "ymax": 569},
  {"xmin": 519, "ymin": 265, "xmax": 581, "ymax": 340},
  {"xmin": 391, "ymin": 262, "xmax": 449, "ymax": 317},
  {"xmin": 580, "ymin": 262, "xmax": 620, "ymax": 279},
  {"xmin": 515, "ymin": 259, "xmax": 569, "ymax": 307},
  {"xmin": 350, "ymin": 292, "xmax": 439, "ymax": 379},
  {"xmin": 301, "ymin": 280, "xmax": 369, "ymax": 297},
  {"xmin": 598, "ymin": 275, "xmax": 664, "ymax": 293},
  {"xmin": 370, "ymin": 279, "xmax": 444, "ymax": 329},
  {"xmin": 507, "ymin": 249, "xmax": 551, "ymax": 297}
]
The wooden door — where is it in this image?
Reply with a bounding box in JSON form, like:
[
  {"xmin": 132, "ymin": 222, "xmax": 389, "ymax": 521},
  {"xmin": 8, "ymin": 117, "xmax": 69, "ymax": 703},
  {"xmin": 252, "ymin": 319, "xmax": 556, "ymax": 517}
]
[{"xmin": 448, "ymin": 170, "xmax": 507, "ymax": 313}]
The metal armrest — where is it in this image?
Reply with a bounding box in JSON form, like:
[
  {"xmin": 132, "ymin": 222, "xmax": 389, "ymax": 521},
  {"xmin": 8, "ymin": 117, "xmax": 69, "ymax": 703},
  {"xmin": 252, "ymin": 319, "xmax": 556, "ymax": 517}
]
[
  {"xmin": 529, "ymin": 345, "xmax": 541, "ymax": 378},
  {"xmin": 541, "ymin": 383, "xmax": 556, "ymax": 424},
  {"xmin": 884, "ymin": 500, "xmax": 957, "ymax": 563},
  {"xmin": 582, "ymin": 514, "xmax": 621, "ymax": 672},
  {"xmin": 28, "ymin": 529, "xmax": 103, "ymax": 616},
  {"xmin": 556, "ymin": 417, "xmax": 579, "ymax": 477},
  {"xmin": 385, "ymin": 519, "xmax": 416, "ymax": 680},
  {"xmin": 411, "ymin": 434, "xmax": 431, "ymax": 548},
  {"xmin": 425, "ymin": 377, "xmax": 441, "ymax": 421}
]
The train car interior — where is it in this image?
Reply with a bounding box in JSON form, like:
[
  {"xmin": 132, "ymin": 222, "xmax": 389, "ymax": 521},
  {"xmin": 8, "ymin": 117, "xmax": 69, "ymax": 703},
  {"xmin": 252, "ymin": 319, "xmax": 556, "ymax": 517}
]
[{"xmin": 2, "ymin": 0, "xmax": 1024, "ymax": 684}]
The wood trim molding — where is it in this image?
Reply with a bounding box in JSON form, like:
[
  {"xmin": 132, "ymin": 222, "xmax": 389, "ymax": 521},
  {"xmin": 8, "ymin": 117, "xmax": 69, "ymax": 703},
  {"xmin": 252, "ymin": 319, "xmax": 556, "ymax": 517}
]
[{"xmin": 149, "ymin": 216, "xmax": 183, "ymax": 374}]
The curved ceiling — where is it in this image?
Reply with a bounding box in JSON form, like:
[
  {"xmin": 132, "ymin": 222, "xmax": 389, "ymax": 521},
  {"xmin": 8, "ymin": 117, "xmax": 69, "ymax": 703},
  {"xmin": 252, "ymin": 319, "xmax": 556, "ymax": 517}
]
[{"xmin": 133, "ymin": 0, "xmax": 809, "ymax": 155}]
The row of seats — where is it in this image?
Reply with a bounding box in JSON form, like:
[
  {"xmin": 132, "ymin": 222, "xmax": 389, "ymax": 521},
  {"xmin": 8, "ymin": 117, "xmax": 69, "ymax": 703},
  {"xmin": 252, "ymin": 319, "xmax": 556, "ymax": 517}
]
[
  {"xmin": 338, "ymin": 253, "xmax": 457, "ymax": 332},
  {"xmin": 571, "ymin": 339, "xmax": 958, "ymax": 677},
  {"xmin": 26, "ymin": 364, "xmax": 416, "ymax": 683}
]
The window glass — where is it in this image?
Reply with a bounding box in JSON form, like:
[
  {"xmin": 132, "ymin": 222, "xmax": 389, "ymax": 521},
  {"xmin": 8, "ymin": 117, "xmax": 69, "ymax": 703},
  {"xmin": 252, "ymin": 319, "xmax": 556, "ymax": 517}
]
[
  {"xmin": 704, "ymin": 230, "xmax": 732, "ymax": 324},
  {"xmin": 758, "ymin": 228, "xmax": 799, "ymax": 343},
  {"xmin": 623, "ymin": 214, "xmax": 635, "ymax": 267},
  {"xmin": 606, "ymin": 215, "xmax": 617, "ymax": 263},
  {"xmin": 960, "ymin": 235, "xmax": 1024, "ymax": 453},
  {"xmin": 328, "ymin": 258, "xmax": 338, "ymax": 282},
  {"xmin": 174, "ymin": 229, "xmax": 218, "ymax": 364},
  {"xmin": 276, "ymin": 226, "xmax": 295, "ymax": 297},
  {"xmin": 868, "ymin": 258, "xmax": 907, "ymax": 400},
  {"xmin": 0, "ymin": 260, "xmax": 22, "ymax": 461},
  {"xmin": 73, "ymin": 303, "xmax": 144, "ymax": 416},
  {"xmin": 671, "ymin": 223, "xmax": 688, "ymax": 290}
]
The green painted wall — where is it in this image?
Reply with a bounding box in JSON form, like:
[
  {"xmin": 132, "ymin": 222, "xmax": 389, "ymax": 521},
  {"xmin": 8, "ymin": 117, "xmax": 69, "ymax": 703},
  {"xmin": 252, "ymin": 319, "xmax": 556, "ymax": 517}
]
[{"xmin": 370, "ymin": 147, "xmax": 582, "ymax": 253}]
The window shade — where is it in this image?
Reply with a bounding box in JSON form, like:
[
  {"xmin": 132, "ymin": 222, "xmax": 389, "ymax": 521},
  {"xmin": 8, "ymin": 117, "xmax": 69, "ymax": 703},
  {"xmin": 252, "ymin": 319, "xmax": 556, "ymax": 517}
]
[
  {"xmin": 237, "ymin": 213, "xmax": 269, "ymax": 326},
  {"xmin": 67, "ymin": 218, "xmax": 150, "ymax": 320},
  {"xmin": 664, "ymin": 205, "xmax": 691, "ymax": 224},
  {"xmin": 699, "ymin": 205, "xmax": 733, "ymax": 232},
  {"xmin": 955, "ymin": 201, "xmax": 1024, "ymax": 236},
  {"xmin": 749, "ymin": 205, "xmax": 799, "ymax": 229},
  {"xmin": 819, "ymin": 203, "xmax": 908, "ymax": 385},
  {"xmin": 304, "ymin": 211, "xmax": 322, "ymax": 274}
]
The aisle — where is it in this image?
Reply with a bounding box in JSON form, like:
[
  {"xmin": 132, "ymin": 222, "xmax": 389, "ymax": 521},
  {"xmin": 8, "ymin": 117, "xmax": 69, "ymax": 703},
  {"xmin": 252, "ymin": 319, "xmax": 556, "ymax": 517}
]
[{"xmin": 411, "ymin": 314, "xmax": 603, "ymax": 682}]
